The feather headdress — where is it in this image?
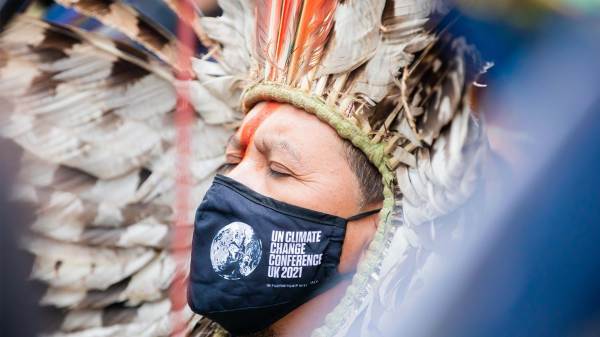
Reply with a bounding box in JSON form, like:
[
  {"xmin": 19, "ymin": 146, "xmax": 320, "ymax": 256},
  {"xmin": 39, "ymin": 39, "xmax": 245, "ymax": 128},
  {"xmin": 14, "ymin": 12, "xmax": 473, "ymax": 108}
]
[{"xmin": 0, "ymin": 1, "xmax": 487, "ymax": 336}]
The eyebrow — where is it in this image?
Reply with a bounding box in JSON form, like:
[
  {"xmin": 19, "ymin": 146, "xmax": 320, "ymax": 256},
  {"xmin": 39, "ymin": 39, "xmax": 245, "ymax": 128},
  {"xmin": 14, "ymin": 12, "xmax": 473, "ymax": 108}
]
[
  {"xmin": 226, "ymin": 134, "xmax": 242, "ymax": 151},
  {"xmin": 272, "ymin": 137, "xmax": 302, "ymax": 164},
  {"xmin": 226, "ymin": 132, "xmax": 304, "ymax": 169}
]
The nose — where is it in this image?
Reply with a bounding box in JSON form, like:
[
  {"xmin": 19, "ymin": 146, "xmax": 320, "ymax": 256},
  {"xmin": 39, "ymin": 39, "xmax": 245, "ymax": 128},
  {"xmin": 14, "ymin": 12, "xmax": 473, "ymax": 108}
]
[{"xmin": 223, "ymin": 147, "xmax": 269, "ymax": 196}]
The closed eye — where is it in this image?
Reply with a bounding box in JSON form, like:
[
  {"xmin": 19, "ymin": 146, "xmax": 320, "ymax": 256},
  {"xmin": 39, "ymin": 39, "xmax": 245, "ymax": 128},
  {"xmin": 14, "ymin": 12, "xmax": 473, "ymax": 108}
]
[
  {"xmin": 268, "ymin": 167, "xmax": 289, "ymax": 178},
  {"xmin": 217, "ymin": 162, "xmax": 237, "ymax": 174},
  {"xmin": 218, "ymin": 153, "xmax": 241, "ymax": 174},
  {"xmin": 268, "ymin": 162, "xmax": 293, "ymax": 178}
]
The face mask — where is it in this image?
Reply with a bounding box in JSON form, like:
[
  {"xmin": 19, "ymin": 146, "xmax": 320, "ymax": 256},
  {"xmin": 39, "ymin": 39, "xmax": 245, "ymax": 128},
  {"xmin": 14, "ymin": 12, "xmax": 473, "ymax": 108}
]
[{"xmin": 187, "ymin": 174, "xmax": 380, "ymax": 336}]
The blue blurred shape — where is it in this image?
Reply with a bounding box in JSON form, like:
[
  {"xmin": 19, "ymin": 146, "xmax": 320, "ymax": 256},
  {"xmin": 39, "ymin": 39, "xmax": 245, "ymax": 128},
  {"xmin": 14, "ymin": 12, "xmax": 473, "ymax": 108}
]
[{"xmin": 384, "ymin": 13, "xmax": 600, "ymax": 337}]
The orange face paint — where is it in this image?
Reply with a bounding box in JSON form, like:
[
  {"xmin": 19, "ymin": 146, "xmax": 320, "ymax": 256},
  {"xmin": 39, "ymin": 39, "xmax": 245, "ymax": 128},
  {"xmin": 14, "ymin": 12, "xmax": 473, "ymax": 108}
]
[{"xmin": 239, "ymin": 102, "xmax": 278, "ymax": 156}]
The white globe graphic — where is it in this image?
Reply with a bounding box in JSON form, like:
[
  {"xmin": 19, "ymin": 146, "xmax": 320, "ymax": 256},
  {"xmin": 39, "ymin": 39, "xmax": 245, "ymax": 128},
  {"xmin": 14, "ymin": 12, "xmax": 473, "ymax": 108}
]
[{"xmin": 210, "ymin": 222, "xmax": 262, "ymax": 280}]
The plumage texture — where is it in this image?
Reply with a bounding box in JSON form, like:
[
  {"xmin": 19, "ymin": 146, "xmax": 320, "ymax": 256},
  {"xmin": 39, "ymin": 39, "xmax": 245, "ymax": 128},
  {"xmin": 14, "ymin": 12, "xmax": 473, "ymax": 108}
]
[
  {"xmin": 253, "ymin": 0, "xmax": 339, "ymax": 86},
  {"xmin": 198, "ymin": 0, "xmax": 254, "ymax": 74},
  {"xmin": 0, "ymin": 3, "xmax": 231, "ymax": 336},
  {"xmin": 0, "ymin": 1, "xmax": 487, "ymax": 337},
  {"xmin": 316, "ymin": 0, "xmax": 386, "ymax": 76}
]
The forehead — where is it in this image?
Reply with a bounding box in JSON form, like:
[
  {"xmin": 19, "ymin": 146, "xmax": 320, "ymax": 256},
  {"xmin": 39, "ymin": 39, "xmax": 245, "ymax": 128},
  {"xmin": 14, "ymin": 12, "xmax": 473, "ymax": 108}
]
[{"xmin": 237, "ymin": 102, "xmax": 345, "ymax": 154}]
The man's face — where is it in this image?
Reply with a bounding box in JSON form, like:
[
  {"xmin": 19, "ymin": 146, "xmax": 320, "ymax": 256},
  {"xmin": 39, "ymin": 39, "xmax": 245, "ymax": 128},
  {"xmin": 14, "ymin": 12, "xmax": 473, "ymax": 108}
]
[{"xmin": 222, "ymin": 102, "xmax": 378, "ymax": 274}]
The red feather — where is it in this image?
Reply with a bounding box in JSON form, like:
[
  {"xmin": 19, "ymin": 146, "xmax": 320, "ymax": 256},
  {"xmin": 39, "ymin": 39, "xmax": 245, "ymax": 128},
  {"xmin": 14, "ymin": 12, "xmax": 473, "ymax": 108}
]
[
  {"xmin": 255, "ymin": 0, "xmax": 337, "ymax": 84},
  {"xmin": 287, "ymin": 0, "xmax": 337, "ymax": 85},
  {"xmin": 274, "ymin": 0, "xmax": 302, "ymax": 81}
]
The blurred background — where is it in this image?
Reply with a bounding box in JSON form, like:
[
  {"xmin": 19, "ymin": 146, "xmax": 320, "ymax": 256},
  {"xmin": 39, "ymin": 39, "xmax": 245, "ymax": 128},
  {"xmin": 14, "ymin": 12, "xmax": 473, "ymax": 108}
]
[{"xmin": 1, "ymin": 0, "xmax": 599, "ymax": 336}]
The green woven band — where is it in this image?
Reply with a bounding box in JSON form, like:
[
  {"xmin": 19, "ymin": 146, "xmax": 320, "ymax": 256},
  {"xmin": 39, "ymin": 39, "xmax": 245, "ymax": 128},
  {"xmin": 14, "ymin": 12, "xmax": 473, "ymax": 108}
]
[{"xmin": 242, "ymin": 82, "xmax": 397, "ymax": 336}]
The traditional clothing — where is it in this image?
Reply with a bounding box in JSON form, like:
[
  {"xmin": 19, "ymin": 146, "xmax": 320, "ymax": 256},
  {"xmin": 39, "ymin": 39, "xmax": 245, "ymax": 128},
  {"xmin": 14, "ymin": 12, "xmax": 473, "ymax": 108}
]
[{"xmin": 0, "ymin": 1, "xmax": 487, "ymax": 336}]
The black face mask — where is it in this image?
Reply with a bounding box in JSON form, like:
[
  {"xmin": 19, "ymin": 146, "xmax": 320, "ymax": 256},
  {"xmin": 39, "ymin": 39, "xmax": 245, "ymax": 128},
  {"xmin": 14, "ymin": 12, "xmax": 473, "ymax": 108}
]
[{"xmin": 187, "ymin": 174, "xmax": 380, "ymax": 336}]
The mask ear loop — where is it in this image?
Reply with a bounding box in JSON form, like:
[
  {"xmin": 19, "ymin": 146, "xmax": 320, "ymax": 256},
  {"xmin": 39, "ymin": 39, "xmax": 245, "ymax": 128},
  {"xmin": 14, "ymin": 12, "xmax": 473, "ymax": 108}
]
[{"xmin": 346, "ymin": 208, "xmax": 382, "ymax": 222}]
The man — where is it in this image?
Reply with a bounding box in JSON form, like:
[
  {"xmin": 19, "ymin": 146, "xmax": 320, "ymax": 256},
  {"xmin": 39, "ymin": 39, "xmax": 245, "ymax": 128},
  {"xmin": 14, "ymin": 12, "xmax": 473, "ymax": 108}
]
[
  {"xmin": 192, "ymin": 101, "xmax": 385, "ymax": 336},
  {"xmin": 0, "ymin": 1, "xmax": 486, "ymax": 337},
  {"xmin": 187, "ymin": 1, "xmax": 486, "ymax": 336}
]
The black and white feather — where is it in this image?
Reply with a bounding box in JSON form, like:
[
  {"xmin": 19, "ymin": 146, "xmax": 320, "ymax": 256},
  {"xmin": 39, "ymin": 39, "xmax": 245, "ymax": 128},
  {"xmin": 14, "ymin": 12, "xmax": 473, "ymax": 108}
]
[{"xmin": 0, "ymin": 1, "xmax": 234, "ymax": 336}]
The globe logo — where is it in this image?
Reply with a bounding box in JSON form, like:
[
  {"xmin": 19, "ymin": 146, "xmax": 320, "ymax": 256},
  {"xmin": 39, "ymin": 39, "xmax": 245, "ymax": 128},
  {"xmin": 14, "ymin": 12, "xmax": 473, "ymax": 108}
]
[{"xmin": 210, "ymin": 222, "xmax": 262, "ymax": 280}]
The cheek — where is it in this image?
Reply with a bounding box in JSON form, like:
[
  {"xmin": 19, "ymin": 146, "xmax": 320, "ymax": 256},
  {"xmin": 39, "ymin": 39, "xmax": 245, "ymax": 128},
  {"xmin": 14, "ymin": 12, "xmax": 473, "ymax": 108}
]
[
  {"xmin": 293, "ymin": 159, "xmax": 362, "ymax": 217},
  {"xmin": 337, "ymin": 219, "xmax": 377, "ymax": 274}
]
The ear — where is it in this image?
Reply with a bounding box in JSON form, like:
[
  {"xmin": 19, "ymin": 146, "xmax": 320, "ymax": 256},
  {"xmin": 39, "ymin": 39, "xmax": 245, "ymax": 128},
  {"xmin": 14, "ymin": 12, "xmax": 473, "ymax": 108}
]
[{"xmin": 337, "ymin": 204, "xmax": 381, "ymax": 274}]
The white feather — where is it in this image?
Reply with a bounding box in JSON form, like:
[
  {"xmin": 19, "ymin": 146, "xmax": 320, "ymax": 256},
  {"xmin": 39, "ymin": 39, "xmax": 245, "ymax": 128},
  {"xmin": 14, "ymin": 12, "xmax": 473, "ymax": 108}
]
[{"xmin": 317, "ymin": 0, "xmax": 386, "ymax": 76}]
